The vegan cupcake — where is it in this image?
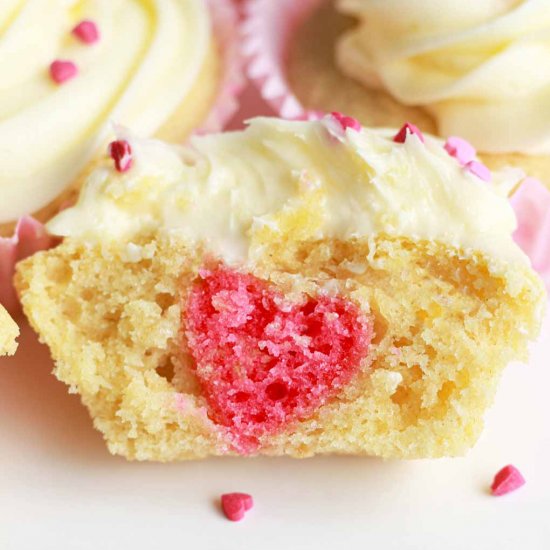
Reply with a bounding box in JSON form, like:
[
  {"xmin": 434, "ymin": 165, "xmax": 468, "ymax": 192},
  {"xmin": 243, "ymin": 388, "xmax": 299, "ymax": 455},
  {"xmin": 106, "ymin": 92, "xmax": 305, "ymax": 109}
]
[
  {"xmin": 16, "ymin": 116, "xmax": 546, "ymax": 461},
  {"xmin": 0, "ymin": 0, "xmax": 243, "ymax": 310},
  {"xmin": 244, "ymin": 0, "xmax": 550, "ymax": 185}
]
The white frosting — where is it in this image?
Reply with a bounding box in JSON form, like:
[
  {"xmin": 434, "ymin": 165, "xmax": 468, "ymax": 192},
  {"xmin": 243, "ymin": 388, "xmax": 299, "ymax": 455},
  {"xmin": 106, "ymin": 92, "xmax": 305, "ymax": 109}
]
[
  {"xmin": 0, "ymin": 0, "xmax": 212, "ymax": 224},
  {"xmin": 48, "ymin": 117, "xmax": 528, "ymax": 267},
  {"xmin": 337, "ymin": 0, "xmax": 550, "ymax": 154}
]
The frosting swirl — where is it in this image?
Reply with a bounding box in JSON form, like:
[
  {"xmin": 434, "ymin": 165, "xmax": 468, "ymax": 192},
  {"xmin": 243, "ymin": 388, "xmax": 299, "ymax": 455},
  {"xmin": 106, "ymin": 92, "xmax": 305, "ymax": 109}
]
[
  {"xmin": 337, "ymin": 0, "xmax": 550, "ymax": 155},
  {"xmin": 0, "ymin": 0, "xmax": 214, "ymax": 225},
  {"xmin": 48, "ymin": 117, "xmax": 528, "ymax": 267}
]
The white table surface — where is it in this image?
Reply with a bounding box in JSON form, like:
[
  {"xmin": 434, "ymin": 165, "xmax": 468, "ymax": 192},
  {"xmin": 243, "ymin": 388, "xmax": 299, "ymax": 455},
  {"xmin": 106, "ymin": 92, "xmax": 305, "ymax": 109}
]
[{"xmin": 1, "ymin": 86, "xmax": 549, "ymax": 550}]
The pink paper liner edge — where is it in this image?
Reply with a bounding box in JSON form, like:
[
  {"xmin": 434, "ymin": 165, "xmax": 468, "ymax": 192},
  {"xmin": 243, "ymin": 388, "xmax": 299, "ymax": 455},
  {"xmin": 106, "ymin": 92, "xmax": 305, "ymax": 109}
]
[
  {"xmin": 511, "ymin": 178, "xmax": 550, "ymax": 293},
  {"xmin": 199, "ymin": 0, "xmax": 247, "ymax": 134},
  {"xmin": 0, "ymin": 217, "xmax": 56, "ymax": 314},
  {"xmin": 242, "ymin": 0, "xmax": 321, "ymax": 120}
]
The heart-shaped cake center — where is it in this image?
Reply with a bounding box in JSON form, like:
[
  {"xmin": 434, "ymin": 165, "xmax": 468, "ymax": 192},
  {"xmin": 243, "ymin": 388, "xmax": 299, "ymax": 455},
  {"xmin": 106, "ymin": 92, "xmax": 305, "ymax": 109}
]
[{"xmin": 184, "ymin": 266, "xmax": 373, "ymax": 453}]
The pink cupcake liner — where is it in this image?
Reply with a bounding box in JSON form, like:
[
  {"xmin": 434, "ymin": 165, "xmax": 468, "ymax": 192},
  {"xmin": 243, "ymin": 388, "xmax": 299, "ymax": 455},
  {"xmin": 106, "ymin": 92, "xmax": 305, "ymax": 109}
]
[
  {"xmin": 242, "ymin": 0, "xmax": 320, "ymax": 119},
  {"xmin": 511, "ymin": 178, "xmax": 550, "ymax": 293},
  {"xmin": 0, "ymin": 0, "xmax": 244, "ymax": 314},
  {"xmin": 0, "ymin": 217, "xmax": 56, "ymax": 314},
  {"xmin": 199, "ymin": 0, "xmax": 246, "ymax": 134}
]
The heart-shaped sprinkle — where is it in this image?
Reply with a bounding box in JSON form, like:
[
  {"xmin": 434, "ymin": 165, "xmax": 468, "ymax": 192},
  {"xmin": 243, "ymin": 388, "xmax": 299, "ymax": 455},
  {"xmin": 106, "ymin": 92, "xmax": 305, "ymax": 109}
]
[
  {"xmin": 221, "ymin": 493, "xmax": 254, "ymax": 522},
  {"xmin": 444, "ymin": 136, "xmax": 476, "ymax": 166},
  {"xmin": 49, "ymin": 60, "xmax": 78, "ymax": 84},
  {"xmin": 491, "ymin": 465, "xmax": 525, "ymax": 496},
  {"xmin": 108, "ymin": 139, "xmax": 133, "ymax": 173},
  {"xmin": 330, "ymin": 112, "xmax": 362, "ymax": 132},
  {"xmin": 72, "ymin": 20, "xmax": 100, "ymax": 44},
  {"xmin": 393, "ymin": 122, "xmax": 425, "ymax": 144},
  {"xmin": 465, "ymin": 160, "xmax": 492, "ymax": 182},
  {"xmin": 184, "ymin": 267, "xmax": 373, "ymax": 453}
]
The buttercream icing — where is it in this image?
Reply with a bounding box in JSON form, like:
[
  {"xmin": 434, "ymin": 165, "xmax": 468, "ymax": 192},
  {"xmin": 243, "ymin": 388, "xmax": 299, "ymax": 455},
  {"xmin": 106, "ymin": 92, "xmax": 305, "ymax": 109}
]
[
  {"xmin": 337, "ymin": 0, "xmax": 550, "ymax": 154},
  {"xmin": 47, "ymin": 117, "xmax": 529, "ymax": 267},
  {"xmin": 0, "ymin": 0, "xmax": 213, "ymax": 224}
]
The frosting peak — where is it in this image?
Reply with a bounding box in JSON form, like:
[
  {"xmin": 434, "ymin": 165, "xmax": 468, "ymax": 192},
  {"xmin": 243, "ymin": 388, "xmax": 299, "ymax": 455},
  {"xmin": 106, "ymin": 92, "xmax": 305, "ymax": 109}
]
[
  {"xmin": 48, "ymin": 117, "xmax": 528, "ymax": 268},
  {"xmin": 337, "ymin": 0, "xmax": 550, "ymax": 154}
]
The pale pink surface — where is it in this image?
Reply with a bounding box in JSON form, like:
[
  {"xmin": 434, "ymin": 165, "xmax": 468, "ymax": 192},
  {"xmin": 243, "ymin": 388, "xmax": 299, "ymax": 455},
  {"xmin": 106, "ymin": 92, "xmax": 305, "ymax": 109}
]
[
  {"xmin": 511, "ymin": 178, "xmax": 550, "ymax": 292},
  {"xmin": 184, "ymin": 266, "xmax": 372, "ymax": 453}
]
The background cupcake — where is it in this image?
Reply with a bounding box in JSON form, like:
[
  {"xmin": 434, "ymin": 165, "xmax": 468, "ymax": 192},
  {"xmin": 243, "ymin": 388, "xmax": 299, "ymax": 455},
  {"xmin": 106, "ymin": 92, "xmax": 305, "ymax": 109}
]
[
  {"xmin": 244, "ymin": 0, "xmax": 550, "ymax": 186},
  {"xmin": 0, "ymin": 0, "xmax": 244, "ymax": 311}
]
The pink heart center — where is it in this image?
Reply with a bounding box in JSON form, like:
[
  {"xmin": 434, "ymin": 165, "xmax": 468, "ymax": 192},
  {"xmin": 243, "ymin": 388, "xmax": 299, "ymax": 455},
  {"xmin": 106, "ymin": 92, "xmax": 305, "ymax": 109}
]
[{"xmin": 184, "ymin": 266, "xmax": 373, "ymax": 453}]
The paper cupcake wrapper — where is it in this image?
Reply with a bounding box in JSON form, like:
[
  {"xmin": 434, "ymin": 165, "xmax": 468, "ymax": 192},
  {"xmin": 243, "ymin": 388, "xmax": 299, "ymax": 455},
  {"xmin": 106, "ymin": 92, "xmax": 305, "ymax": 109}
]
[
  {"xmin": 0, "ymin": 217, "xmax": 56, "ymax": 314},
  {"xmin": 242, "ymin": 0, "xmax": 320, "ymax": 119},
  {"xmin": 511, "ymin": 178, "xmax": 550, "ymax": 293},
  {"xmin": 199, "ymin": 0, "xmax": 246, "ymax": 134}
]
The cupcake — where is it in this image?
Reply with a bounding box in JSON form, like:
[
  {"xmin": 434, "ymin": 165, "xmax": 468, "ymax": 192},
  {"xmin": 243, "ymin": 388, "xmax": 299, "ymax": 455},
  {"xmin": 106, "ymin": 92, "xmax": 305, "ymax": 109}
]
[
  {"xmin": 0, "ymin": 0, "xmax": 243, "ymax": 309},
  {"xmin": 244, "ymin": 0, "xmax": 550, "ymax": 186},
  {"xmin": 16, "ymin": 116, "xmax": 546, "ymax": 460},
  {"xmin": 0, "ymin": 305, "xmax": 19, "ymax": 356}
]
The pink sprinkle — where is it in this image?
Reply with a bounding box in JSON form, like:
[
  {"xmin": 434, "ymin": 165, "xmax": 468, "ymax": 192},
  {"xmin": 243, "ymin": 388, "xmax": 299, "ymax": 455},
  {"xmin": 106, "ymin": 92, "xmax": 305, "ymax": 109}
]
[
  {"xmin": 393, "ymin": 122, "xmax": 425, "ymax": 144},
  {"xmin": 221, "ymin": 493, "xmax": 254, "ymax": 522},
  {"xmin": 491, "ymin": 465, "xmax": 526, "ymax": 496},
  {"xmin": 466, "ymin": 160, "xmax": 492, "ymax": 182},
  {"xmin": 331, "ymin": 112, "xmax": 361, "ymax": 132},
  {"xmin": 72, "ymin": 20, "xmax": 100, "ymax": 44},
  {"xmin": 444, "ymin": 136, "xmax": 476, "ymax": 166},
  {"xmin": 108, "ymin": 140, "xmax": 133, "ymax": 173},
  {"xmin": 49, "ymin": 60, "xmax": 78, "ymax": 84}
]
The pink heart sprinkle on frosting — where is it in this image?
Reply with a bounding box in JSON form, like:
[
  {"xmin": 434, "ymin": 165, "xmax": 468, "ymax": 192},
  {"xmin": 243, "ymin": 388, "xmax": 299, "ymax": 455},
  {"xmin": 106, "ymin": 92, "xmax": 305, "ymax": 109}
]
[
  {"xmin": 221, "ymin": 493, "xmax": 254, "ymax": 522},
  {"xmin": 465, "ymin": 160, "xmax": 492, "ymax": 182},
  {"xmin": 72, "ymin": 20, "xmax": 100, "ymax": 44},
  {"xmin": 330, "ymin": 112, "xmax": 361, "ymax": 132},
  {"xmin": 444, "ymin": 136, "xmax": 476, "ymax": 166},
  {"xmin": 184, "ymin": 266, "xmax": 373, "ymax": 453},
  {"xmin": 491, "ymin": 465, "xmax": 526, "ymax": 496},
  {"xmin": 108, "ymin": 140, "xmax": 133, "ymax": 173},
  {"xmin": 393, "ymin": 122, "xmax": 425, "ymax": 144},
  {"xmin": 49, "ymin": 60, "xmax": 78, "ymax": 84}
]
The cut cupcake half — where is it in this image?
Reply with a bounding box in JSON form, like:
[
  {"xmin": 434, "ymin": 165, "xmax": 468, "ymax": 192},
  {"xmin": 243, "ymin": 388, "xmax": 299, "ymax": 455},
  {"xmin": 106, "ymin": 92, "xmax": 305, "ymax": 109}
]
[{"xmin": 16, "ymin": 117, "xmax": 546, "ymax": 460}]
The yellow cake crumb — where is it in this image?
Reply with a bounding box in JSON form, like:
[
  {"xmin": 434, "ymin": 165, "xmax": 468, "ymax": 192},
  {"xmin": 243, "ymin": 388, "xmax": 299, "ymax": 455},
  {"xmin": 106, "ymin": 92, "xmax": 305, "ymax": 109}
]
[{"xmin": 16, "ymin": 233, "xmax": 545, "ymax": 460}]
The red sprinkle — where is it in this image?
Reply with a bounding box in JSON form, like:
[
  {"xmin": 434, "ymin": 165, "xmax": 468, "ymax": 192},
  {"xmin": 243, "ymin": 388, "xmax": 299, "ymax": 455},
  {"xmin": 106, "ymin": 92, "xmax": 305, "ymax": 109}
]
[
  {"xmin": 49, "ymin": 60, "xmax": 78, "ymax": 84},
  {"xmin": 393, "ymin": 122, "xmax": 425, "ymax": 144},
  {"xmin": 444, "ymin": 136, "xmax": 476, "ymax": 166},
  {"xmin": 330, "ymin": 112, "xmax": 361, "ymax": 132},
  {"xmin": 72, "ymin": 20, "xmax": 100, "ymax": 44},
  {"xmin": 108, "ymin": 140, "xmax": 133, "ymax": 173},
  {"xmin": 466, "ymin": 160, "xmax": 492, "ymax": 182},
  {"xmin": 491, "ymin": 465, "xmax": 526, "ymax": 496},
  {"xmin": 221, "ymin": 493, "xmax": 254, "ymax": 522}
]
